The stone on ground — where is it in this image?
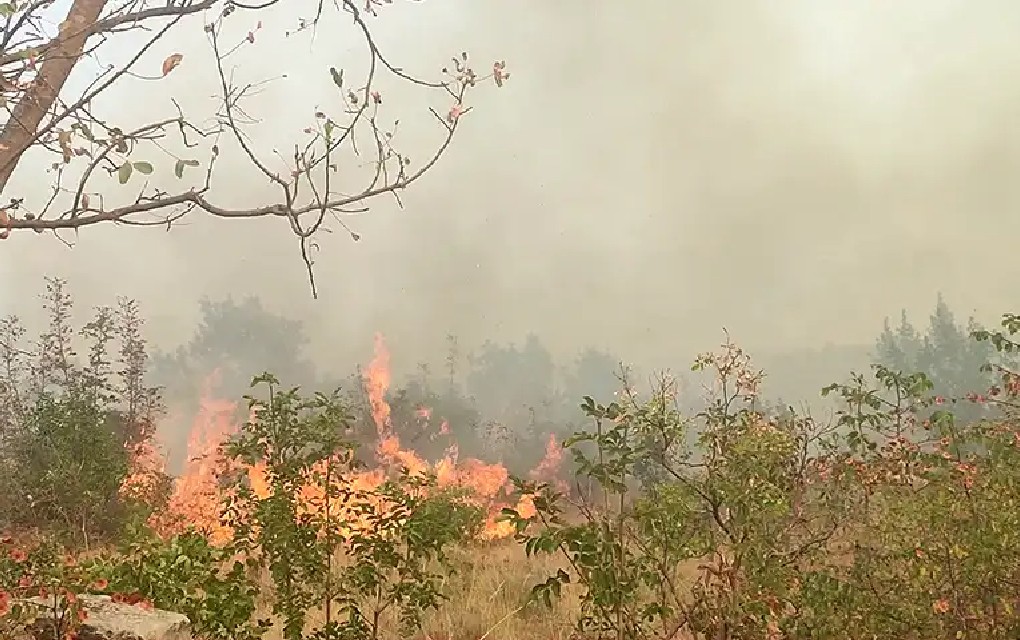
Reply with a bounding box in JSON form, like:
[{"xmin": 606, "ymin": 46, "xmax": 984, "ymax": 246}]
[{"xmin": 19, "ymin": 594, "xmax": 191, "ymax": 640}]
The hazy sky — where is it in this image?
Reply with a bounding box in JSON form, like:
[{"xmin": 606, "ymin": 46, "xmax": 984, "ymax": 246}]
[{"xmin": 3, "ymin": 0, "xmax": 1020, "ymax": 378}]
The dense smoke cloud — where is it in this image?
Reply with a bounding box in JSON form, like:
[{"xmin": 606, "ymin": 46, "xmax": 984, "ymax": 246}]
[{"xmin": 3, "ymin": 0, "xmax": 1020, "ymax": 383}]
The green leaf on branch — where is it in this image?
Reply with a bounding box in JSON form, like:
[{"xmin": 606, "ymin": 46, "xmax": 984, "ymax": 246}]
[
  {"xmin": 132, "ymin": 161, "xmax": 153, "ymax": 175},
  {"xmin": 117, "ymin": 161, "xmax": 133, "ymax": 184},
  {"xmin": 174, "ymin": 159, "xmax": 200, "ymax": 179}
]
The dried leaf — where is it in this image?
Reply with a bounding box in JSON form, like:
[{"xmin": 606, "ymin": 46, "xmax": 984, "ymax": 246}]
[
  {"xmin": 81, "ymin": 193, "xmax": 90, "ymax": 209},
  {"xmin": 493, "ymin": 61, "xmax": 509, "ymax": 88},
  {"xmin": 0, "ymin": 208, "xmax": 8, "ymax": 239},
  {"xmin": 161, "ymin": 53, "xmax": 183, "ymax": 77},
  {"xmin": 57, "ymin": 130, "xmax": 72, "ymax": 163}
]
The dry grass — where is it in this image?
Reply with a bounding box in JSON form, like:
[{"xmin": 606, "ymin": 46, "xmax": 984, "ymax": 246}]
[
  {"xmin": 260, "ymin": 540, "xmax": 581, "ymax": 640},
  {"xmin": 257, "ymin": 539, "xmax": 709, "ymax": 640},
  {"xmin": 416, "ymin": 542, "xmax": 579, "ymax": 640}
]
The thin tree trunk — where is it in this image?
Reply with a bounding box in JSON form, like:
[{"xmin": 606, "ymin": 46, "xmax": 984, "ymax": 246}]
[{"xmin": 0, "ymin": 0, "xmax": 108, "ymax": 193}]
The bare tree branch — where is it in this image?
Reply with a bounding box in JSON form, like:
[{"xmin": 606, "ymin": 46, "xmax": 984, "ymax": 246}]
[{"xmin": 0, "ymin": 0, "xmax": 510, "ymax": 297}]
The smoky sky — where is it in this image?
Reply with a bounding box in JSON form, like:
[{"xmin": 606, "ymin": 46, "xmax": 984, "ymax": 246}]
[{"xmin": 3, "ymin": 0, "xmax": 1020, "ymax": 379}]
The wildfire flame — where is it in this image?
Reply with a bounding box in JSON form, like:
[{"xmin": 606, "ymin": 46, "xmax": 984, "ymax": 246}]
[{"xmin": 144, "ymin": 333, "xmax": 560, "ymax": 545}]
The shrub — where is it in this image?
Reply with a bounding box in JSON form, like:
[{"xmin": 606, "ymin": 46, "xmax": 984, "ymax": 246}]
[
  {"xmin": 0, "ymin": 278, "xmax": 166, "ymax": 545},
  {"xmin": 509, "ymin": 331, "xmax": 1020, "ymax": 640},
  {"xmin": 1, "ymin": 371, "xmax": 487, "ymax": 640},
  {"xmin": 219, "ymin": 373, "xmax": 485, "ymax": 640}
]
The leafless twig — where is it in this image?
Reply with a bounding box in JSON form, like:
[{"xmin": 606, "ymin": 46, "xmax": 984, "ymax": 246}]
[{"xmin": 0, "ymin": 0, "xmax": 510, "ymax": 297}]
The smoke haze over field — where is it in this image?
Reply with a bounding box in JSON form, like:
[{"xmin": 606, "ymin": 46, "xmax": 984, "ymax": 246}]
[{"xmin": 3, "ymin": 0, "xmax": 1020, "ymax": 381}]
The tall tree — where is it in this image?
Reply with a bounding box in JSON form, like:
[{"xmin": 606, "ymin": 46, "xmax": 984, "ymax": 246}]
[
  {"xmin": 561, "ymin": 347, "xmax": 620, "ymax": 409},
  {"xmin": 464, "ymin": 334, "xmax": 560, "ymax": 458},
  {"xmin": 150, "ymin": 295, "xmax": 316, "ymax": 403},
  {"xmin": 466, "ymin": 334, "xmax": 557, "ymax": 424},
  {"xmin": 874, "ymin": 295, "xmax": 1013, "ymax": 422},
  {"xmin": 875, "ymin": 309, "xmax": 924, "ymax": 375}
]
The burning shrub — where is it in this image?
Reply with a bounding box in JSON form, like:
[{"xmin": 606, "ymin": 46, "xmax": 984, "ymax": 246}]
[{"xmin": 217, "ymin": 372, "xmax": 490, "ymax": 640}]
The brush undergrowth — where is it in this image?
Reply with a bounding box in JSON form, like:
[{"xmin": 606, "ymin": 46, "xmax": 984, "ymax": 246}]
[{"xmin": 3, "ymin": 313, "xmax": 1020, "ymax": 639}]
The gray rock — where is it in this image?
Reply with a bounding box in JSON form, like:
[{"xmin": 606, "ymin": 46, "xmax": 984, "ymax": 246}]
[{"xmin": 19, "ymin": 594, "xmax": 191, "ymax": 640}]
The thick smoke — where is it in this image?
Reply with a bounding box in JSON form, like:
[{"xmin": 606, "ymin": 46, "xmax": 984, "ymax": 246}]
[{"xmin": 3, "ymin": 0, "xmax": 1020, "ymax": 382}]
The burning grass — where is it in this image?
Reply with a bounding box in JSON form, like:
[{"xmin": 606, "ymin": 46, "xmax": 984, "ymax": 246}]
[
  {"xmin": 142, "ymin": 332, "xmax": 557, "ymax": 547},
  {"xmin": 9, "ymin": 282, "xmax": 1020, "ymax": 640},
  {"xmin": 113, "ymin": 331, "xmax": 585, "ymax": 639}
]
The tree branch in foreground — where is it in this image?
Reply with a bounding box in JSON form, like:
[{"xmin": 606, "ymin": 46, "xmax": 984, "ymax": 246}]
[{"xmin": 0, "ymin": 0, "xmax": 509, "ymax": 297}]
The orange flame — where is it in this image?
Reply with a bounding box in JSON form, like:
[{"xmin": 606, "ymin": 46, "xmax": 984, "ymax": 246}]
[
  {"xmin": 148, "ymin": 371, "xmax": 239, "ymax": 546},
  {"xmin": 119, "ymin": 437, "xmax": 167, "ymax": 505},
  {"xmin": 147, "ymin": 333, "xmax": 560, "ymax": 546},
  {"xmin": 530, "ymin": 433, "xmax": 567, "ymax": 490},
  {"xmin": 364, "ymin": 332, "xmax": 392, "ymax": 437}
]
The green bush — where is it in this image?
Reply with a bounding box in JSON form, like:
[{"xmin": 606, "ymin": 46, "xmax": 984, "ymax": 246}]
[
  {"xmin": 5, "ymin": 287, "xmax": 1020, "ymax": 640},
  {"xmin": 0, "ymin": 278, "xmax": 165, "ymax": 545},
  {"xmin": 8, "ymin": 390, "xmax": 130, "ymax": 540},
  {"xmin": 1, "ymin": 371, "xmax": 488, "ymax": 640},
  {"xmin": 509, "ymin": 326, "xmax": 1020, "ymax": 640}
]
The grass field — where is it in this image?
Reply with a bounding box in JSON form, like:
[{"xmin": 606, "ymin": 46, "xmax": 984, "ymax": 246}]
[
  {"xmin": 255, "ymin": 541, "xmax": 577, "ymax": 640},
  {"xmin": 253, "ymin": 537, "xmax": 709, "ymax": 640}
]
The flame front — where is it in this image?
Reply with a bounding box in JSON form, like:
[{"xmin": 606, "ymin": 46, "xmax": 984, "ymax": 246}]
[
  {"xmin": 145, "ymin": 333, "xmax": 561, "ymax": 545},
  {"xmin": 365, "ymin": 332, "xmax": 392, "ymax": 437},
  {"xmin": 148, "ymin": 371, "xmax": 240, "ymax": 546}
]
